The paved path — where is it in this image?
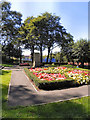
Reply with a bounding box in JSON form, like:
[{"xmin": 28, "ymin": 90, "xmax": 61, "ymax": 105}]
[{"xmin": 8, "ymin": 69, "xmax": 89, "ymax": 106}]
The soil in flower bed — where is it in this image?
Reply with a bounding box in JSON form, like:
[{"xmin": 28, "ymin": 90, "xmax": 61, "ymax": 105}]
[{"xmin": 24, "ymin": 67, "xmax": 89, "ymax": 90}]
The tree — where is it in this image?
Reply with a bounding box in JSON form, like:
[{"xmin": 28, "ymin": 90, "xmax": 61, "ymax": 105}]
[
  {"xmin": 32, "ymin": 12, "xmax": 69, "ymax": 63},
  {"xmin": 72, "ymin": 39, "xmax": 89, "ymax": 67},
  {"xmin": 55, "ymin": 25, "xmax": 74, "ymax": 64},
  {"xmin": 18, "ymin": 16, "xmax": 38, "ymax": 63},
  {"xmin": 1, "ymin": 1, "xmax": 22, "ymax": 63},
  {"xmin": 41, "ymin": 12, "xmax": 65, "ymax": 63},
  {"xmin": 3, "ymin": 43, "xmax": 21, "ymax": 58},
  {"xmin": 61, "ymin": 33, "xmax": 74, "ymax": 63},
  {"xmin": 1, "ymin": 1, "xmax": 22, "ymax": 45},
  {"xmin": 19, "ymin": 12, "xmax": 74, "ymax": 65},
  {"xmin": 31, "ymin": 15, "xmax": 47, "ymax": 63}
]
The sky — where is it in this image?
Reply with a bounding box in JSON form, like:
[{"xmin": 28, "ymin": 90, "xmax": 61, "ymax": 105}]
[{"xmin": 7, "ymin": 0, "xmax": 88, "ymax": 55}]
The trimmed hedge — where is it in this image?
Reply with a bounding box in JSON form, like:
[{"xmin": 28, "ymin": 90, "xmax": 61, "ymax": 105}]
[
  {"xmin": 24, "ymin": 68, "xmax": 40, "ymax": 87},
  {"xmin": 24, "ymin": 68, "xmax": 82, "ymax": 90}
]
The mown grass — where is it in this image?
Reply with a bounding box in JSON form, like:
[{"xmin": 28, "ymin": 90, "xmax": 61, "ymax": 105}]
[
  {"xmin": 44, "ymin": 64, "xmax": 76, "ymax": 68},
  {"xmin": 1, "ymin": 70, "xmax": 90, "ymax": 119},
  {"xmin": 0, "ymin": 64, "xmax": 13, "ymax": 67},
  {"xmin": 1, "ymin": 70, "xmax": 12, "ymax": 102},
  {"xmin": 61, "ymin": 65, "xmax": 90, "ymax": 72}
]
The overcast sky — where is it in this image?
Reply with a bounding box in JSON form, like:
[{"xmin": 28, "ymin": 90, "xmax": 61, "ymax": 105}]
[{"xmin": 8, "ymin": 0, "xmax": 88, "ymax": 55}]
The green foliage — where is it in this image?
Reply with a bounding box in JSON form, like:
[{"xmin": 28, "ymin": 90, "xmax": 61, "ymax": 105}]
[
  {"xmin": 41, "ymin": 12, "xmax": 64, "ymax": 62},
  {"xmin": 72, "ymin": 39, "xmax": 89, "ymax": 66},
  {"xmin": 62, "ymin": 38, "xmax": 89, "ymax": 66},
  {"xmin": 2, "ymin": 43, "xmax": 22, "ymax": 59},
  {"xmin": 18, "ymin": 16, "xmax": 37, "ymax": 63},
  {"xmin": 1, "ymin": 1, "xmax": 22, "ymax": 63},
  {"xmin": 0, "ymin": 64, "xmax": 13, "ymax": 67},
  {"xmin": 24, "ymin": 68, "xmax": 40, "ymax": 87},
  {"xmin": 53, "ymin": 51, "xmax": 68, "ymax": 63},
  {"xmin": 19, "ymin": 12, "xmax": 73, "ymax": 63},
  {"xmin": 1, "ymin": 1, "xmax": 22, "ymax": 44},
  {"xmin": 61, "ymin": 34, "xmax": 74, "ymax": 62}
]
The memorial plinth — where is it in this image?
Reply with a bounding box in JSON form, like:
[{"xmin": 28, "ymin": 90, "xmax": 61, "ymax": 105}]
[{"xmin": 33, "ymin": 53, "xmax": 40, "ymax": 67}]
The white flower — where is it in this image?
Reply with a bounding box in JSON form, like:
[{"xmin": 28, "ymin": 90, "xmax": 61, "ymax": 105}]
[
  {"xmin": 81, "ymin": 81, "xmax": 83, "ymax": 84},
  {"xmin": 83, "ymin": 80, "xmax": 85, "ymax": 82},
  {"xmin": 73, "ymin": 77, "xmax": 76, "ymax": 79}
]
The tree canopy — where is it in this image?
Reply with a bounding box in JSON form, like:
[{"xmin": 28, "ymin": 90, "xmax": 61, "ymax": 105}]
[
  {"xmin": 72, "ymin": 39, "xmax": 89, "ymax": 67},
  {"xmin": 0, "ymin": 1, "xmax": 22, "ymax": 63},
  {"xmin": 1, "ymin": 1, "xmax": 89, "ymax": 66},
  {"xmin": 19, "ymin": 12, "xmax": 73, "ymax": 63}
]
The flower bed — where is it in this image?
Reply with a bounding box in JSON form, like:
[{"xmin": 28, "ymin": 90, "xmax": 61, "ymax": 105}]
[
  {"xmin": 66, "ymin": 69, "xmax": 89, "ymax": 85},
  {"xmin": 19, "ymin": 63, "xmax": 30, "ymax": 66},
  {"xmin": 24, "ymin": 67, "xmax": 89, "ymax": 90}
]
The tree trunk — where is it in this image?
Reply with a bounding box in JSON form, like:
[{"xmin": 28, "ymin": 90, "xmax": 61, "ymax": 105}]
[
  {"xmin": 19, "ymin": 46, "xmax": 22, "ymax": 63},
  {"xmin": 31, "ymin": 51, "xmax": 33, "ymax": 64},
  {"xmin": 50, "ymin": 51, "xmax": 52, "ymax": 63},
  {"xmin": 66, "ymin": 55, "xmax": 70, "ymax": 63},
  {"xmin": 72, "ymin": 60, "xmax": 74, "ymax": 65},
  {"xmin": 47, "ymin": 47, "xmax": 50, "ymax": 63},
  {"xmin": 60, "ymin": 52, "xmax": 63, "ymax": 64},
  {"xmin": 9, "ymin": 55, "xmax": 10, "ymax": 60},
  {"xmin": 40, "ymin": 45, "xmax": 42, "ymax": 63},
  {"xmin": 81, "ymin": 61, "xmax": 84, "ymax": 68},
  {"xmin": 31, "ymin": 46, "xmax": 34, "ymax": 64},
  {"xmin": 72, "ymin": 59, "xmax": 74, "ymax": 65},
  {"xmin": 20, "ymin": 54, "xmax": 22, "ymax": 63},
  {"xmin": 9, "ymin": 48, "xmax": 10, "ymax": 60}
]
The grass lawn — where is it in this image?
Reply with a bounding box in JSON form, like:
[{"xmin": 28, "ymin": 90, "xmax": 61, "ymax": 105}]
[
  {"xmin": 45, "ymin": 64, "xmax": 89, "ymax": 70},
  {"xmin": 0, "ymin": 64, "xmax": 13, "ymax": 67},
  {"xmin": 1, "ymin": 70, "xmax": 90, "ymax": 119}
]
